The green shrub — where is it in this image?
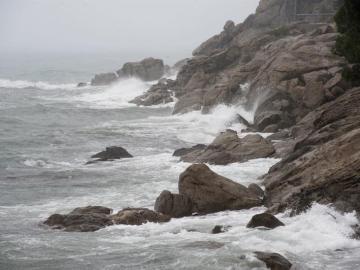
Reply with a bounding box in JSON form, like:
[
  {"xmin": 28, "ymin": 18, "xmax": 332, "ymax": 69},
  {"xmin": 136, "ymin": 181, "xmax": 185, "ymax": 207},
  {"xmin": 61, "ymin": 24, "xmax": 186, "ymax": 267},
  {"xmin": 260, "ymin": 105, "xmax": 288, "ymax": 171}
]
[{"xmin": 334, "ymin": 0, "xmax": 360, "ymax": 86}]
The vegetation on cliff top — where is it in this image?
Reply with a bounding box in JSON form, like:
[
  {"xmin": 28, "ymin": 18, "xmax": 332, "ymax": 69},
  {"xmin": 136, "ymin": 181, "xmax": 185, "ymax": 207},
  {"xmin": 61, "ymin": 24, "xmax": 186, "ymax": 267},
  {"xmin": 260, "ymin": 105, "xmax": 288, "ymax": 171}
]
[{"xmin": 335, "ymin": 0, "xmax": 360, "ymax": 85}]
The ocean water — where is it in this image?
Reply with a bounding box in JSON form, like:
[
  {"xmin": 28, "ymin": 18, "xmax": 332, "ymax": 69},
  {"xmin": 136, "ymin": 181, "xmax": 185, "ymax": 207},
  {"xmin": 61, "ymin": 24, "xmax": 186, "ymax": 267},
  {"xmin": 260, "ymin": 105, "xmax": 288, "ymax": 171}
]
[{"xmin": 0, "ymin": 55, "xmax": 360, "ymax": 270}]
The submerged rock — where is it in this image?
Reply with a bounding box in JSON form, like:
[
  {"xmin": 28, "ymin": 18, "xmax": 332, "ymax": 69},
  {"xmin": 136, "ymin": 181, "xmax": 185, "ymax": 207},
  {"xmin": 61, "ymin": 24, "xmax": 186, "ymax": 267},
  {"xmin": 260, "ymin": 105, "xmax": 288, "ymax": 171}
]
[
  {"xmin": 111, "ymin": 208, "xmax": 171, "ymax": 225},
  {"xmin": 87, "ymin": 146, "xmax": 133, "ymax": 164},
  {"xmin": 178, "ymin": 164, "xmax": 263, "ymax": 214},
  {"xmin": 77, "ymin": 82, "xmax": 87, "ymax": 87},
  {"xmin": 247, "ymin": 213, "xmax": 285, "ymax": 229},
  {"xmin": 179, "ymin": 130, "xmax": 275, "ymax": 165},
  {"xmin": 254, "ymin": 252, "xmax": 292, "ymax": 270},
  {"xmin": 154, "ymin": 190, "xmax": 193, "ymax": 218}
]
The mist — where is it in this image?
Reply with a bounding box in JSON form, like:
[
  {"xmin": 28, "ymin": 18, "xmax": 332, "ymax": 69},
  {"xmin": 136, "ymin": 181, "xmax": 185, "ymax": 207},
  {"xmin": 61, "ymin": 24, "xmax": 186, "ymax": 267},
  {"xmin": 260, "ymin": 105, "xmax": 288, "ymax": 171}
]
[{"xmin": 0, "ymin": 0, "xmax": 259, "ymax": 61}]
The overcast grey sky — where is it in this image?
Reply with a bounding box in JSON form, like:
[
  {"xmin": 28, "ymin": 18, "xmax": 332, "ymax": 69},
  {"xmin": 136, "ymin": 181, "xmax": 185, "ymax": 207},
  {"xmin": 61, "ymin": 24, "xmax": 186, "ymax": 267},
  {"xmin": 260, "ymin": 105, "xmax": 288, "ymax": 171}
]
[{"xmin": 0, "ymin": 0, "xmax": 259, "ymax": 59}]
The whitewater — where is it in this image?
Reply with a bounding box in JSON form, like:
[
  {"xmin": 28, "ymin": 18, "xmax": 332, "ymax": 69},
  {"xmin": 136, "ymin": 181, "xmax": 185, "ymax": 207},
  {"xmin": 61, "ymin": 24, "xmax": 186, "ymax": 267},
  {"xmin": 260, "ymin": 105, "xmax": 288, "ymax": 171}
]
[{"xmin": 1, "ymin": 75, "xmax": 360, "ymax": 270}]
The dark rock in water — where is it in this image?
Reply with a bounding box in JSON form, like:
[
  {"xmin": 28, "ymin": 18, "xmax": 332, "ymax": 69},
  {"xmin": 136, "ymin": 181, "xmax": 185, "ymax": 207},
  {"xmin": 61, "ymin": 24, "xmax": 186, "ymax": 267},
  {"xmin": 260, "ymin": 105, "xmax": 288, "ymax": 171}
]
[
  {"xmin": 211, "ymin": 225, "xmax": 230, "ymax": 234},
  {"xmin": 87, "ymin": 146, "xmax": 133, "ymax": 164},
  {"xmin": 111, "ymin": 208, "xmax": 171, "ymax": 225},
  {"xmin": 247, "ymin": 213, "xmax": 285, "ymax": 229},
  {"xmin": 77, "ymin": 82, "xmax": 87, "ymax": 87},
  {"xmin": 44, "ymin": 206, "xmax": 170, "ymax": 232},
  {"xmin": 130, "ymin": 79, "xmax": 176, "ymax": 106},
  {"xmin": 173, "ymin": 144, "xmax": 207, "ymax": 157},
  {"xmin": 43, "ymin": 206, "xmax": 114, "ymax": 232},
  {"xmin": 91, "ymin": 72, "xmax": 118, "ymax": 86},
  {"xmin": 179, "ymin": 130, "xmax": 275, "ymax": 165},
  {"xmin": 117, "ymin": 57, "xmax": 165, "ymax": 82},
  {"xmin": 154, "ymin": 190, "xmax": 193, "ymax": 218},
  {"xmin": 254, "ymin": 252, "xmax": 292, "ymax": 270},
  {"xmin": 248, "ymin": 183, "xmax": 265, "ymax": 198},
  {"xmin": 178, "ymin": 164, "xmax": 263, "ymax": 214}
]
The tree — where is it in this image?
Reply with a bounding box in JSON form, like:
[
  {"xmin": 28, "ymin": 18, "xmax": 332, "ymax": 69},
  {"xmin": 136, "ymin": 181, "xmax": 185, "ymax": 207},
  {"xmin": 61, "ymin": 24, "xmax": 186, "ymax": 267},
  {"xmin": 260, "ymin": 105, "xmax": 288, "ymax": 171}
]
[{"xmin": 334, "ymin": 0, "xmax": 360, "ymax": 85}]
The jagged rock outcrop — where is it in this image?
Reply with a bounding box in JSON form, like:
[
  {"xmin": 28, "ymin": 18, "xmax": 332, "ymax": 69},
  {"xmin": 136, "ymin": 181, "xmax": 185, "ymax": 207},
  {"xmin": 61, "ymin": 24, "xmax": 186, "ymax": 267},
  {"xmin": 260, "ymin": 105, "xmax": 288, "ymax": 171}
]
[
  {"xmin": 90, "ymin": 58, "xmax": 165, "ymax": 85},
  {"xmin": 178, "ymin": 164, "xmax": 263, "ymax": 214},
  {"xmin": 130, "ymin": 79, "xmax": 176, "ymax": 106},
  {"xmin": 178, "ymin": 130, "xmax": 275, "ymax": 165},
  {"xmin": 44, "ymin": 206, "xmax": 170, "ymax": 232},
  {"xmin": 86, "ymin": 146, "xmax": 133, "ymax": 164},
  {"xmin": 263, "ymin": 87, "xmax": 360, "ymax": 215}
]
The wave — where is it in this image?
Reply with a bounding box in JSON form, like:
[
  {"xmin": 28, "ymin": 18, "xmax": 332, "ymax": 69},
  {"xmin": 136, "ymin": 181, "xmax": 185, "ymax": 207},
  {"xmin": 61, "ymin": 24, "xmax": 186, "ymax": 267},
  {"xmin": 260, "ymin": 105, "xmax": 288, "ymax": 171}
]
[
  {"xmin": 0, "ymin": 78, "xmax": 78, "ymax": 90},
  {"xmin": 72, "ymin": 77, "xmax": 154, "ymax": 109}
]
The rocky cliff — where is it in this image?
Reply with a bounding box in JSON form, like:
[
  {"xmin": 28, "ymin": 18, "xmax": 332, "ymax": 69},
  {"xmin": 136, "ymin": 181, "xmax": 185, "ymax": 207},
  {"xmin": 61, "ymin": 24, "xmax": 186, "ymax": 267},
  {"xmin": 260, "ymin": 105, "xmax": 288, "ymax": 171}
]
[{"xmin": 134, "ymin": 0, "xmax": 348, "ymax": 133}]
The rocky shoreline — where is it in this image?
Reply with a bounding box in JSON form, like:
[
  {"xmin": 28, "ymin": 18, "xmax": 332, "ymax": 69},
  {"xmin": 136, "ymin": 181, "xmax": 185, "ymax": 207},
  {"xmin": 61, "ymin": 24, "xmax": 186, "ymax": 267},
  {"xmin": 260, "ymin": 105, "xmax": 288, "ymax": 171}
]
[{"xmin": 44, "ymin": 0, "xmax": 359, "ymax": 268}]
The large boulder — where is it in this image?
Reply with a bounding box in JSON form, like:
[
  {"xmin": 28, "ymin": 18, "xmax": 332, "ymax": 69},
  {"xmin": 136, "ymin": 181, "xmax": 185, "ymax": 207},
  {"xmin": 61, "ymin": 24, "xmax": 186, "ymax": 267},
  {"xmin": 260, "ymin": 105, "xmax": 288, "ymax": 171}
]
[
  {"xmin": 179, "ymin": 130, "xmax": 275, "ymax": 165},
  {"xmin": 247, "ymin": 213, "xmax": 285, "ymax": 229},
  {"xmin": 264, "ymin": 88, "xmax": 360, "ymax": 215},
  {"xmin": 254, "ymin": 252, "xmax": 292, "ymax": 270},
  {"xmin": 111, "ymin": 208, "xmax": 171, "ymax": 225},
  {"xmin": 154, "ymin": 190, "xmax": 193, "ymax": 218},
  {"xmin": 117, "ymin": 58, "xmax": 165, "ymax": 81},
  {"xmin": 178, "ymin": 164, "xmax": 263, "ymax": 214},
  {"xmin": 87, "ymin": 146, "xmax": 133, "ymax": 164}
]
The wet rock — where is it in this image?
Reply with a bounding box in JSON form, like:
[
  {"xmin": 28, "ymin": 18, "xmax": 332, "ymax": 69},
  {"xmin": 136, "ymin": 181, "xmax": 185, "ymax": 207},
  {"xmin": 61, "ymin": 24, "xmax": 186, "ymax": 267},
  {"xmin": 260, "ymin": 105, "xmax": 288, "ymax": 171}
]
[
  {"xmin": 77, "ymin": 82, "xmax": 87, "ymax": 87},
  {"xmin": 211, "ymin": 225, "xmax": 230, "ymax": 234},
  {"xmin": 90, "ymin": 57, "xmax": 165, "ymax": 86},
  {"xmin": 87, "ymin": 146, "xmax": 133, "ymax": 164},
  {"xmin": 254, "ymin": 252, "xmax": 292, "ymax": 270},
  {"xmin": 247, "ymin": 213, "xmax": 285, "ymax": 229},
  {"xmin": 178, "ymin": 164, "xmax": 263, "ymax": 214},
  {"xmin": 173, "ymin": 144, "xmax": 207, "ymax": 157},
  {"xmin": 44, "ymin": 206, "xmax": 170, "ymax": 232},
  {"xmin": 173, "ymin": 58, "xmax": 190, "ymax": 71},
  {"xmin": 248, "ymin": 183, "xmax": 265, "ymax": 198},
  {"xmin": 117, "ymin": 57, "xmax": 165, "ymax": 81},
  {"xmin": 43, "ymin": 206, "xmax": 114, "ymax": 232},
  {"xmin": 154, "ymin": 190, "xmax": 193, "ymax": 218},
  {"xmin": 91, "ymin": 72, "xmax": 118, "ymax": 86},
  {"xmin": 179, "ymin": 130, "xmax": 275, "ymax": 165},
  {"xmin": 111, "ymin": 208, "xmax": 171, "ymax": 225},
  {"xmin": 130, "ymin": 79, "xmax": 176, "ymax": 106}
]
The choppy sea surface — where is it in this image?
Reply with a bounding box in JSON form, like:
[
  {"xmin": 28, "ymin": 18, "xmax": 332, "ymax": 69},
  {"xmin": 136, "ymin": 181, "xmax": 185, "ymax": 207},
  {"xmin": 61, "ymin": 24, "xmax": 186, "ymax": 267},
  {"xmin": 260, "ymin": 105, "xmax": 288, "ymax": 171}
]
[{"xmin": 0, "ymin": 54, "xmax": 360, "ymax": 270}]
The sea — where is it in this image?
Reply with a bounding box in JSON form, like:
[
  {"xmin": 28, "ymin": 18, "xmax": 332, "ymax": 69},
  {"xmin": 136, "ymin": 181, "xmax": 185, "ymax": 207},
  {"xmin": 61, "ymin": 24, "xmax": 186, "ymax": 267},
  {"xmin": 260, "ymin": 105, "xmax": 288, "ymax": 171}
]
[{"xmin": 0, "ymin": 53, "xmax": 359, "ymax": 270}]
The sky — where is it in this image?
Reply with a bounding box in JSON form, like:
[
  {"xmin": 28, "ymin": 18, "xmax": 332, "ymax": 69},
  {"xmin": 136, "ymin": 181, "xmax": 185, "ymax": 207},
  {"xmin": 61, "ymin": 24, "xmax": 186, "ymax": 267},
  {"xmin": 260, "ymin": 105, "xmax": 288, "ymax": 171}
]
[{"xmin": 0, "ymin": 0, "xmax": 259, "ymax": 60}]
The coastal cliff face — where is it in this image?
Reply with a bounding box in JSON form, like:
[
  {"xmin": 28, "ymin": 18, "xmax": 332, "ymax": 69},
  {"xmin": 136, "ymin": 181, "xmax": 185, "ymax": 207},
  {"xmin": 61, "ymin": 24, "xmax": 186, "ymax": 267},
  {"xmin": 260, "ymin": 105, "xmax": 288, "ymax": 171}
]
[{"xmin": 137, "ymin": 0, "xmax": 347, "ymax": 133}]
